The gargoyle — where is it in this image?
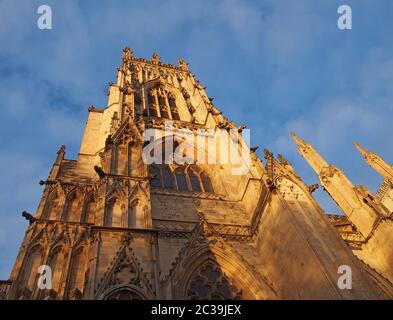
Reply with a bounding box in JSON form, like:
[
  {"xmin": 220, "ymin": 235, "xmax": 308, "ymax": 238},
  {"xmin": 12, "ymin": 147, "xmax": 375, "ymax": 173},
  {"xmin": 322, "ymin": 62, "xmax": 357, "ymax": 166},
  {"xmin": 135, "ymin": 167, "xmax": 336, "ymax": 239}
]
[
  {"xmin": 22, "ymin": 211, "xmax": 35, "ymax": 225},
  {"xmin": 94, "ymin": 166, "xmax": 106, "ymax": 178},
  {"xmin": 308, "ymin": 184, "xmax": 319, "ymax": 194}
]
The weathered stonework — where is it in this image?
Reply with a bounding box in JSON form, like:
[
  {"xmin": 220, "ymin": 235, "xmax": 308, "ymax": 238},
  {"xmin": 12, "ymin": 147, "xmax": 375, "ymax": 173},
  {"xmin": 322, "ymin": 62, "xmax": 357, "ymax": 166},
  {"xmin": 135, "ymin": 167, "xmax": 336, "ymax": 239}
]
[{"xmin": 0, "ymin": 49, "xmax": 392, "ymax": 300}]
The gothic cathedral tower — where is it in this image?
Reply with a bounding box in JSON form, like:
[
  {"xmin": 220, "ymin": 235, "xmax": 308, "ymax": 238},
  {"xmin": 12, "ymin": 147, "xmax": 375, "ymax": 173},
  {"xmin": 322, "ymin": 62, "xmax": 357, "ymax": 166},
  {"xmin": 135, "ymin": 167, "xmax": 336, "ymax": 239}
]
[{"xmin": 1, "ymin": 48, "xmax": 392, "ymax": 300}]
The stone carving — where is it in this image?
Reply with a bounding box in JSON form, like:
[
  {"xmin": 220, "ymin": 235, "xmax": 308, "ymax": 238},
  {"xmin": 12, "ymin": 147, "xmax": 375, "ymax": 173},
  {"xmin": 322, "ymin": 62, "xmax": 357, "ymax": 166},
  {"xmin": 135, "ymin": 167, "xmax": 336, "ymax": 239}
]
[
  {"xmin": 178, "ymin": 58, "xmax": 188, "ymax": 71},
  {"xmin": 122, "ymin": 47, "xmax": 133, "ymax": 63},
  {"xmin": 308, "ymin": 184, "xmax": 319, "ymax": 194},
  {"xmin": 121, "ymin": 81, "xmax": 134, "ymax": 95},
  {"xmin": 22, "ymin": 211, "xmax": 35, "ymax": 225},
  {"xmin": 319, "ymin": 165, "xmax": 340, "ymax": 186},
  {"xmin": 275, "ymin": 176, "xmax": 306, "ymax": 200},
  {"xmin": 151, "ymin": 53, "xmax": 160, "ymax": 64}
]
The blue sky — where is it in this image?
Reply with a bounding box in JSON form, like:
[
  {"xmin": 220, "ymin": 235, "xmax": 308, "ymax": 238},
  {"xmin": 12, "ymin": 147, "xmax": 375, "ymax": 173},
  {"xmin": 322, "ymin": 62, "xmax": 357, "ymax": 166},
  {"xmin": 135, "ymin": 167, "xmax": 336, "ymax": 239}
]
[{"xmin": 0, "ymin": 0, "xmax": 392, "ymax": 279}]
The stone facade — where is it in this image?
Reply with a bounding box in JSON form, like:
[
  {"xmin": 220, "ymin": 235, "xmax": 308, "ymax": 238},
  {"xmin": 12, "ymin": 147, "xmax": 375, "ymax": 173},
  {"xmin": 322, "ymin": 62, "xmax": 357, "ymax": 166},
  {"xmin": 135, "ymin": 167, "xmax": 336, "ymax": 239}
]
[{"xmin": 1, "ymin": 48, "xmax": 392, "ymax": 300}]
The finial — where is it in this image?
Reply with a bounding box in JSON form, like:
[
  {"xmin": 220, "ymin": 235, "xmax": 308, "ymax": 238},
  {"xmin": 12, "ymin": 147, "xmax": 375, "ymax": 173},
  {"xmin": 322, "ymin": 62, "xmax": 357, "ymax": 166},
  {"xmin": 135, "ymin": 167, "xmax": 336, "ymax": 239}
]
[
  {"xmin": 353, "ymin": 142, "xmax": 367, "ymax": 157},
  {"xmin": 263, "ymin": 148, "xmax": 273, "ymax": 159},
  {"xmin": 178, "ymin": 58, "xmax": 189, "ymax": 71},
  {"xmin": 278, "ymin": 153, "xmax": 290, "ymax": 166},
  {"xmin": 122, "ymin": 47, "xmax": 133, "ymax": 63},
  {"xmin": 250, "ymin": 146, "xmax": 259, "ymax": 153},
  {"xmin": 57, "ymin": 145, "xmax": 66, "ymax": 154},
  {"xmin": 290, "ymin": 132, "xmax": 309, "ymax": 149},
  {"xmin": 238, "ymin": 125, "xmax": 247, "ymax": 133},
  {"xmin": 151, "ymin": 53, "xmax": 161, "ymax": 64}
]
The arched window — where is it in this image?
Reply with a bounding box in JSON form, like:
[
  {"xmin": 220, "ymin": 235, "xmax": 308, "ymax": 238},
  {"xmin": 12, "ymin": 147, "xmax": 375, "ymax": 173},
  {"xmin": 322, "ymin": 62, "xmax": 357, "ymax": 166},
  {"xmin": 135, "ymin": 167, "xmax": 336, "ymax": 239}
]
[
  {"xmin": 186, "ymin": 261, "xmax": 242, "ymax": 300},
  {"xmin": 67, "ymin": 247, "xmax": 86, "ymax": 299},
  {"xmin": 158, "ymin": 93, "xmax": 169, "ymax": 118},
  {"xmin": 106, "ymin": 198, "xmax": 123, "ymax": 227},
  {"xmin": 104, "ymin": 288, "xmax": 145, "ymax": 300},
  {"xmin": 189, "ymin": 171, "xmax": 202, "ymax": 192},
  {"xmin": 82, "ymin": 198, "xmax": 95, "ymax": 224},
  {"xmin": 43, "ymin": 191, "xmax": 61, "ymax": 221},
  {"xmin": 128, "ymin": 199, "xmax": 138, "ymax": 228},
  {"xmin": 175, "ymin": 169, "xmax": 188, "ymax": 191},
  {"xmin": 162, "ymin": 167, "xmax": 175, "ymax": 189},
  {"xmin": 147, "ymin": 137, "xmax": 213, "ymax": 193},
  {"xmin": 48, "ymin": 246, "xmax": 65, "ymax": 294},
  {"xmin": 148, "ymin": 89, "xmax": 158, "ymax": 117},
  {"xmin": 149, "ymin": 166, "xmax": 162, "ymax": 188},
  {"xmin": 110, "ymin": 144, "xmax": 119, "ymax": 174},
  {"xmin": 149, "ymin": 164, "xmax": 213, "ymax": 194},
  {"xmin": 127, "ymin": 142, "xmax": 133, "ymax": 176},
  {"xmin": 63, "ymin": 193, "xmax": 80, "ymax": 222},
  {"xmin": 168, "ymin": 93, "xmax": 180, "ymax": 120},
  {"xmin": 201, "ymin": 173, "xmax": 213, "ymax": 193},
  {"xmin": 23, "ymin": 246, "xmax": 43, "ymax": 294}
]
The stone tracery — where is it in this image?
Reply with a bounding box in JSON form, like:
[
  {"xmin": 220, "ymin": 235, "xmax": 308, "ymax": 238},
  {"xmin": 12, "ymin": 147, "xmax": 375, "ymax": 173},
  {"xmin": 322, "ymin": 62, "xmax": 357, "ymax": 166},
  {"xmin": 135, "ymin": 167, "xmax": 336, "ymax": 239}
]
[{"xmin": 186, "ymin": 261, "xmax": 242, "ymax": 300}]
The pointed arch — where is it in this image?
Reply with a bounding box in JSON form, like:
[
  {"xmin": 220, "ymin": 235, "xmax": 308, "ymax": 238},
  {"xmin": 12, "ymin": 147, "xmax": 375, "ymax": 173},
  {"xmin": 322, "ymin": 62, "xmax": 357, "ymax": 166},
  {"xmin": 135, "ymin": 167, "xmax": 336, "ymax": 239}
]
[
  {"xmin": 185, "ymin": 259, "xmax": 242, "ymax": 300},
  {"xmin": 168, "ymin": 92, "xmax": 180, "ymax": 120},
  {"xmin": 158, "ymin": 88, "xmax": 170, "ymax": 118},
  {"xmin": 172, "ymin": 244, "xmax": 276, "ymax": 300},
  {"xmin": 101, "ymin": 285, "xmax": 146, "ymax": 300},
  {"xmin": 188, "ymin": 169, "xmax": 202, "ymax": 192},
  {"xmin": 201, "ymin": 171, "xmax": 213, "ymax": 193},
  {"xmin": 129, "ymin": 198, "xmax": 149, "ymax": 228},
  {"xmin": 127, "ymin": 141, "xmax": 133, "ymax": 176},
  {"xmin": 147, "ymin": 88, "xmax": 158, "ymax": 117},
  {"xmin": 105, "ymin": 197, "xmax": 126, "ymax": 228},
  {"xmin": 21, "ymin": 245, "xmax": 43, "ymax": 296},
  {"xmin": 143, "ymin": 77, "xmax": 191, "ymax": 122},
  {"xmin": 66, "ymin": 246, "xmax": 87, "ymax": 299},
  {"xmin": 175, "ymin": 168, "xmax": 188, "ymax": 191},
  {"xmin": 95, "ymin": 238, "xmax": 154, "ymax": 299},
  {"xmin": 81, "ymin": 195, "xmax": 95, "ymax": 224},
  {"xmin": 147, "ymin": 135, "xmax": 215, "ymax": 193},
  {"xmin": 162, "ymin": 166, "xmax": 175, "ymax": 189},
  {"xmin": 63, "ymin": 191, "xmax": 81, "ymax": 222},
  {"xmin": 42, "ymin": 189, "xmax": 62, "ymax": 221},
  {"xmin": 47, "ymin": 245, "xmax": 66, "ymax": 295},
  {"xmin": 149, "ymin": 165, "xmax": 162, "ymax": 188}
]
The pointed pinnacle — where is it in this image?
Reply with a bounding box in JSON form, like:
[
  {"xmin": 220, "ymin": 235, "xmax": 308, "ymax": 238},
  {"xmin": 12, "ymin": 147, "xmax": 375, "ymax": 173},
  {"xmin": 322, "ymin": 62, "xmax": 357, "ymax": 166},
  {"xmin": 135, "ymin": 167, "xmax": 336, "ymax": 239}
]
[
  {"xmin": 353, "ymin": 142, "xmax": 367, "ymax": 157},
  {"xmin": 290, "ymin": 131, "xmax": 306, "ymax": 146}
]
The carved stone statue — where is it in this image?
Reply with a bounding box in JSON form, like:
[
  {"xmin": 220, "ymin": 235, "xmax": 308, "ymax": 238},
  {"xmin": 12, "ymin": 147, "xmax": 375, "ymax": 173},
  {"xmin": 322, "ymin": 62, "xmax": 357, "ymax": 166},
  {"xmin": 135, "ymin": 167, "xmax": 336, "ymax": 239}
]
[
  {"xmin": 178, "ymin": 58, "xmax": 189, "ymax": 71},
  {"xmin": 151, "ymin": 53, "xmax": 160, "ymax": 64},
  {"xmin": 122, "ymin": 47, "xmax": 133, "ymax": 63}
]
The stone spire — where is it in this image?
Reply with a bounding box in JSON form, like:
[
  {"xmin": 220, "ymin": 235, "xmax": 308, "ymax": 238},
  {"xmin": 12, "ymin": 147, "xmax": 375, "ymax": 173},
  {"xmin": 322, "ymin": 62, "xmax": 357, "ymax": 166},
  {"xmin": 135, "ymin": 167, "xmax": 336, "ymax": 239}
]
[
  {"xmin": 290, "ymin": 132, "xmax": 328, "ymax": 172},
  {"xmin": 291, "ymin": 133, "xmax": 378, "ymax": 237},
  {"xmin": 48, "ymin": 145, "xmax": 66, "ymax": 180},
  {"xmin": 354, "ymin": 142, "xmax": 393, "ymax": 183}
]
